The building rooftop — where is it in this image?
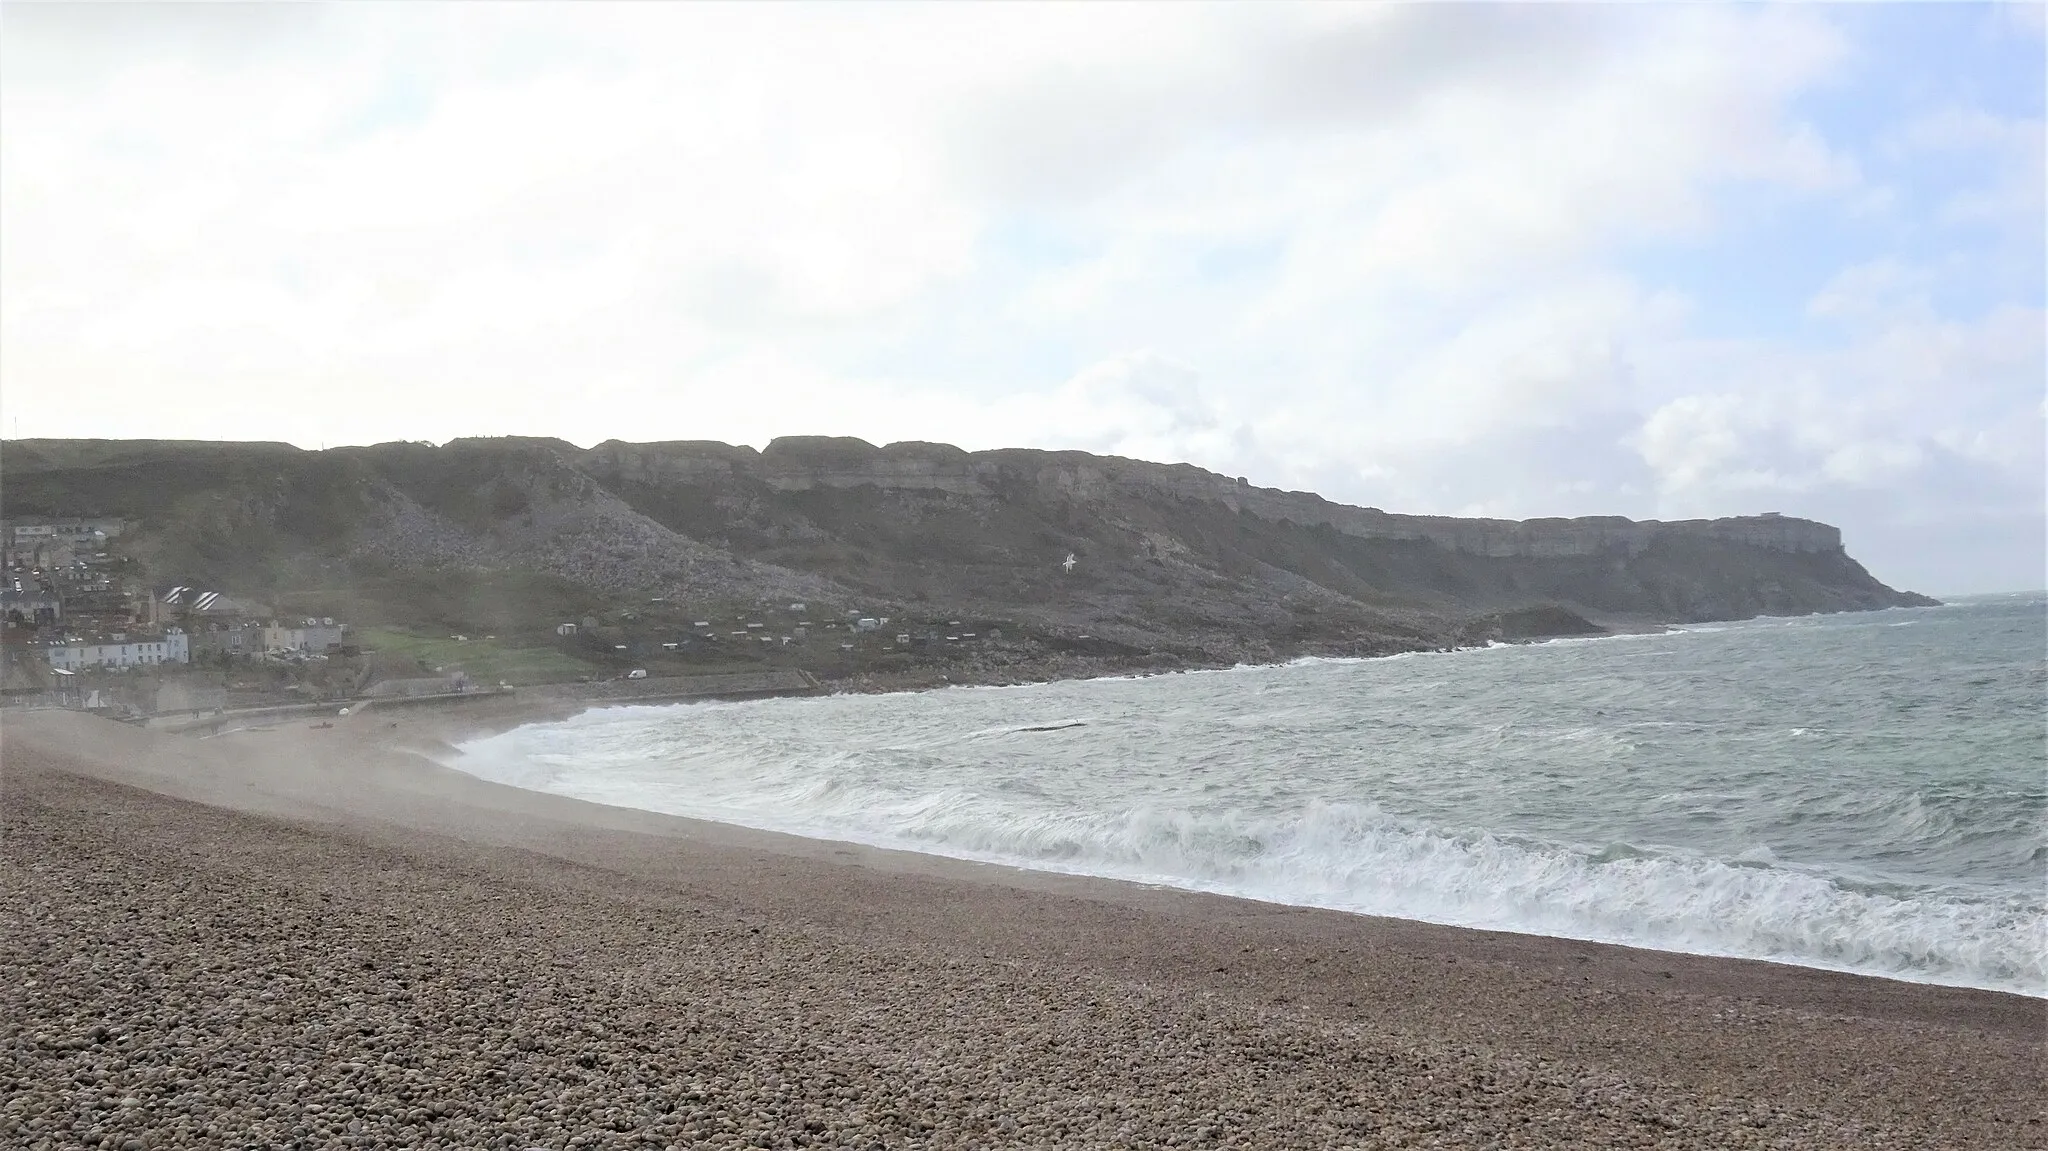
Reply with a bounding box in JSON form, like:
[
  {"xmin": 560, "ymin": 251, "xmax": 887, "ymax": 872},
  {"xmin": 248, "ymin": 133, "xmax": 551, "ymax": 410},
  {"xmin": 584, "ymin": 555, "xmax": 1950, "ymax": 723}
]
[
  {"xmin": 48, "ymin": 627, "xmax": 185, "ymax": 644},
  {"xmin": 0, "ymin": 586, "xmax": 58, "ymax": 602}
]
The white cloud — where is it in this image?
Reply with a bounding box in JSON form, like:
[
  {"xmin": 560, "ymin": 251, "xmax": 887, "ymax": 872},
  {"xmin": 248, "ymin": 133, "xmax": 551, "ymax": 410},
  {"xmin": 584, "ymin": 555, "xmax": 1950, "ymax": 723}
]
[
  {"xmin": 1806, "ymin": 259, "xmax": 1932, "ymax": 324},
  {"xmin": 1631, "ymin": 395, "xmax": 1780, "ymax": 495},
  {"xmin": 1, "ymin": 4, "xmax": 1853, "ymax": 430},
  {"xmin": 1883, "ymin": 105, "xmax": 2046, "ymax": 238},
  {"xmin": 1630, "ymin": 300, "xmax": 2044, "ymax": 515}
]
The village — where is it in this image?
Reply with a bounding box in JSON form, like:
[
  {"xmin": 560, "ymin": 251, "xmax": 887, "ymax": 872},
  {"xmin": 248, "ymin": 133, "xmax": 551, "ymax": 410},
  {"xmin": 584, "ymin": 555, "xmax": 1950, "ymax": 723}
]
[{"xmin": 0, "ymin": 514, "xmax": 1100, "ymax": 723}]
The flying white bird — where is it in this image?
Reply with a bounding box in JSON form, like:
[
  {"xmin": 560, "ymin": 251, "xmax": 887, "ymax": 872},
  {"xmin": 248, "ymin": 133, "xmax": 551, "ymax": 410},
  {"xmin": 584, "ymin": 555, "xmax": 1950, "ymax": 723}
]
[{"xmin": 1062, "ymin": 552, "xmax": 1077, "ymax": 573}]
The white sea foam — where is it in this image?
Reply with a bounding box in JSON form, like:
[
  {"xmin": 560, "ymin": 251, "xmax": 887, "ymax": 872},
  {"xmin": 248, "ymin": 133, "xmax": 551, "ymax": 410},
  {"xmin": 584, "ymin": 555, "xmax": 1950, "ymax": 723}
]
[
  {"xmin": 447, "ymin": 728, "xmax": 2045, "ymax": 996},
  {"xmin": 442, "ymin": 597, "xmax": 2047, "ymax": 998}
]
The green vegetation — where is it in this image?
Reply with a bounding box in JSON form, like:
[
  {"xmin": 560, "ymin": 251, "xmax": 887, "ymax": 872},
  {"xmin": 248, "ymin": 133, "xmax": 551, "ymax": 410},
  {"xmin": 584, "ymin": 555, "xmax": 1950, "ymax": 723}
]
[{"xmin": 353, "ymin": 627, "xmax": 596, "ymax": 685}]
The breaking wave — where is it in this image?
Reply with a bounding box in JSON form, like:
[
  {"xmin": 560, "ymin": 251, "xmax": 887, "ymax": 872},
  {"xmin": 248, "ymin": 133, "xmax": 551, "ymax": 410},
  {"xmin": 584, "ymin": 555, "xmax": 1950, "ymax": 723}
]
[
  {"xmin": 445, "ymin": 596, "xmax": 2046, "ymax": 997},
  {"xmin": 449, "ymin": 742, "xmax": 2042, "ymax": 998}
]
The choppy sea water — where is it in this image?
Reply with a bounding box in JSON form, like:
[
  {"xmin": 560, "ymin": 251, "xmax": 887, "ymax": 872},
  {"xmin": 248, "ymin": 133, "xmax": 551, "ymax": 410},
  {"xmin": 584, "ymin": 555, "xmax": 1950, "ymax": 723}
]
[{"xmin": 448, "ymin": 594, "xmax": 2047, "ymax": 995}]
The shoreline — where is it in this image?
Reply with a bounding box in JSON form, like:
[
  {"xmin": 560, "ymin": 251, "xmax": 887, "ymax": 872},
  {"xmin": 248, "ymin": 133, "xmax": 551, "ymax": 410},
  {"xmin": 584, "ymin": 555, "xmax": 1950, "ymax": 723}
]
[
  {"xmin": 804, "ymin": 616, "xmax": 1682, "ymax": 698},
  {"xmin": 424, "ymin": 685, "xmax": 2043, "ymax": 1003},
  {"xmin": 4, "ymin": 709, "xmax": 2041, "ymax": 1148},
  {"xmin": 136, "ymin": 598, "xmax": 2031, "ymax": 1004},
  {"xmin": 125, "ymin": 599, "xmax": 1957, "ymax": 725},
  {"xmin": 86, "ymin": 678, "xmax": 2048, "ymax": 1005},
  {"xmin": 800, "ymin": 598, "xmax": 1983, "ymax": 699}
]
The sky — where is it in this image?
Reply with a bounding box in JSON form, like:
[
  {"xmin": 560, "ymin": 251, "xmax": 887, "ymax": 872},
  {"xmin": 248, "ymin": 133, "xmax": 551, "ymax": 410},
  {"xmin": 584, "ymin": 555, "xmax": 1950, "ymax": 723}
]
[{"xmin": 2, "ymin": 3, "xmax": 2042, "ymax": 594}]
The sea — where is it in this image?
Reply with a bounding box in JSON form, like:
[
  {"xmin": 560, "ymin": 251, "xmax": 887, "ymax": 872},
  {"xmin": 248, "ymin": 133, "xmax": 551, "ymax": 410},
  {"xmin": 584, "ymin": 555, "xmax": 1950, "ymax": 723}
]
[{"xmin": 447, "ymin": 593, "xmax": 2047, "ymax": 997}]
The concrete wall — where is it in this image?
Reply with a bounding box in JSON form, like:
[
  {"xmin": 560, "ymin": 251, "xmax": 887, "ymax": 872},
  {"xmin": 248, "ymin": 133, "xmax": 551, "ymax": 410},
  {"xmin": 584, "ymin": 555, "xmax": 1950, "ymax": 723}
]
[
  {"xmin": 558, "ymin": 669, "xmax": 817, "ymax": 702},
  {"xmin": 154, "ymin": 680, "xmax": 227, "ymax": 714},
  {"xmin": 366, "ymin": 675, "xmax": 465, "ymax": 699}
]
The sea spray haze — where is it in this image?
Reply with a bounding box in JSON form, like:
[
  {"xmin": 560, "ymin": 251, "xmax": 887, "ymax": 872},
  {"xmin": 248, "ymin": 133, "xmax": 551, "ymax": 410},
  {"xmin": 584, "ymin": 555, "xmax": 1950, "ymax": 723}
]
[{"xmin": 449, "ymin": 595, "xmax": 2047, "ymax": 995}]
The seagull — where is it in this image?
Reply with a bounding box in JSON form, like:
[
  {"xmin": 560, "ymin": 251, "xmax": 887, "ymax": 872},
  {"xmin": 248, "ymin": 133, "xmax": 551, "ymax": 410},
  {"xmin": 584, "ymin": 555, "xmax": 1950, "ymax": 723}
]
[{"xmin": 1062, "ymin": 552, "xmax": 1077, "ymax": 574}]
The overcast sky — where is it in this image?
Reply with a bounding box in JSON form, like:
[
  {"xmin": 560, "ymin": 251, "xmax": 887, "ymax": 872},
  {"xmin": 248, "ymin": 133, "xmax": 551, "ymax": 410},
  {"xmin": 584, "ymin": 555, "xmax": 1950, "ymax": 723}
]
[{"xmin": 2, "ymin": 3, "xmax": 2041, "ymax": 593}]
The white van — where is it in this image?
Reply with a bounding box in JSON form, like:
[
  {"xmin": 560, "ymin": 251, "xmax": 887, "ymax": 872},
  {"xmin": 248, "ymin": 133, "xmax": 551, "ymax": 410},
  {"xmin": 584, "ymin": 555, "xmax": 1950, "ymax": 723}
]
[{"xmin": 626, "ymin": 669, "xmax": 648, "ymax": 680}]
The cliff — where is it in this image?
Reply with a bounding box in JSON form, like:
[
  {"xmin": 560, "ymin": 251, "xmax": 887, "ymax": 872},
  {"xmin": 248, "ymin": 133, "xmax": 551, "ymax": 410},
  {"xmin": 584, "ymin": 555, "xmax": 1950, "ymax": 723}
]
[
  {"xmin": 588, "ymin": 436, "xmax": 1845, "ymax": 559},
  {"xmin": 2, "ymin": 436, "xmax": 1934, "ymax": 667}
]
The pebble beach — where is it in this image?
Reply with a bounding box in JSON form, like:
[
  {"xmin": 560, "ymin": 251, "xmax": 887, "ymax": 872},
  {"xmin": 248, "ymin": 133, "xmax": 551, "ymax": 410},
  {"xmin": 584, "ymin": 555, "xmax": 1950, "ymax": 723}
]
[{"xmin": 3, "ymin": 706, "xmax": 2042, "ymax": 1150}]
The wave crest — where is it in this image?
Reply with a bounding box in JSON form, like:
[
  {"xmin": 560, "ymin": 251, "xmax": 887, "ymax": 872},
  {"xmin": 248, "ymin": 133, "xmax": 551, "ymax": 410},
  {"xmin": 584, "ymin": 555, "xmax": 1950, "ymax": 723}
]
[{"xmin": 446, "ymin": 731, "xmax": 2044, "ymax": 996}]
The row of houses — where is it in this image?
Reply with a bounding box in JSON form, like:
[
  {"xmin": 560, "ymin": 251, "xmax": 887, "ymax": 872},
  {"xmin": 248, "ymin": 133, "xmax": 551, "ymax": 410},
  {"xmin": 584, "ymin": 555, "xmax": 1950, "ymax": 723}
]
[
  {"xmin": 3, "ymin": 580, "xmax": 283, "ymax": 639},
  {"xmin": 3, "ymin": 522, "xmax": 147, "ymax": 632},
  {"xmin": 188, "ymin": 619, "xmax": 349, "ymax": 658},
  {"xmin": 28, "ymin": 617, "xmax": 351, "ymax": 672},
  {"xmin": 46, "ymin": 629, "xmax": 191, "ymax": 670}
]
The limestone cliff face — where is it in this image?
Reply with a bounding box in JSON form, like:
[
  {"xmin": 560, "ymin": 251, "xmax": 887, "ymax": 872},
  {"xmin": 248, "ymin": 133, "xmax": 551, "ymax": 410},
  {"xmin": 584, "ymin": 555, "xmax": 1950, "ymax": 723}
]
[
  {"xmin": 582, "ymin": 437, "xmax": 1843, "ymax": 560},
  {"xmin": 760, "ymin": 437, "xmax": 986, "ymax": 495},
  {"xmin": 584, "ymin": 439, "xmax": 763, "ymax": 485},
  {"xmin": 4, "ymin": 436, "xmax": 1932, "ymax": 651}
]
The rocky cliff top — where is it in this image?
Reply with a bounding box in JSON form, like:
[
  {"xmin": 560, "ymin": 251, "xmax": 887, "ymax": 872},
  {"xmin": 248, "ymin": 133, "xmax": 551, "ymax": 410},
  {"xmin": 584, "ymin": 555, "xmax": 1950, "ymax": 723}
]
[{"xmin": 584, "ymin": 436, "xmax": 1843, "ymax": 559}]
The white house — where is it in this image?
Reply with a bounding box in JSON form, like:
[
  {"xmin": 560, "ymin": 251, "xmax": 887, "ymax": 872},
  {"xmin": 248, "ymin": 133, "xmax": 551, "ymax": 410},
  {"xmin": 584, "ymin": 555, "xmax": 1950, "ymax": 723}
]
[{"xmin": 47, "ymin": 629, "xmax": 189, "ymax": 670}]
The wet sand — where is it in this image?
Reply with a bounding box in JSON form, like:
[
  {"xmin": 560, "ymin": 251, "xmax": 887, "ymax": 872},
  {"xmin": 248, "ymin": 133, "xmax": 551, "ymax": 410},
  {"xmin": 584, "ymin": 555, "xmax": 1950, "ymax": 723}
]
[{"xmin": 2, "ymin": 704, "xmax": 2041, "ymax": 1149}]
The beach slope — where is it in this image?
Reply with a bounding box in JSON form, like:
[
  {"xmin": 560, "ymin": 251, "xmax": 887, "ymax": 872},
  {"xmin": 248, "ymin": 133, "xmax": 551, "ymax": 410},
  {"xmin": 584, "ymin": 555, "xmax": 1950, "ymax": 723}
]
[{"xmin": 3, "ymin": 708, "xmax": 2040, "ymax": 1149}]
